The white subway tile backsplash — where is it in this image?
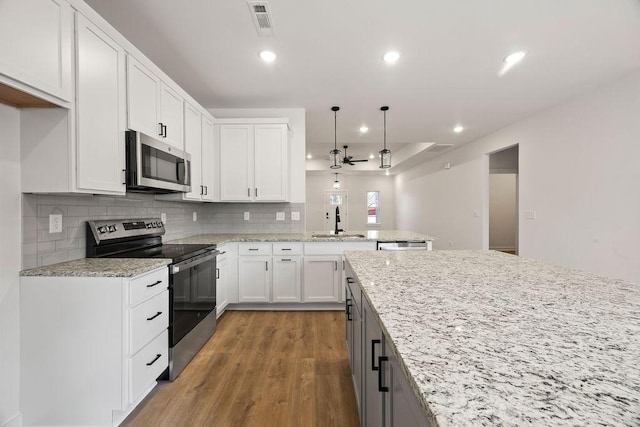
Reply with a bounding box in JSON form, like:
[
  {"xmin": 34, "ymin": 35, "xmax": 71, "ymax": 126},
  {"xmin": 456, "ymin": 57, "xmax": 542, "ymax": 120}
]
[{"xmin": 22, "ymin": 193, "xmax": 305, "ymax": 268}]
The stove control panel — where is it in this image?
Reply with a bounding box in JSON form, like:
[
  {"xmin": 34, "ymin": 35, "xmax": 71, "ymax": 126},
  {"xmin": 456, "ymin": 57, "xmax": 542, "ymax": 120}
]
[{"xmin": 87, "ymin": 218, "xmax": 165, "ymax": 242}]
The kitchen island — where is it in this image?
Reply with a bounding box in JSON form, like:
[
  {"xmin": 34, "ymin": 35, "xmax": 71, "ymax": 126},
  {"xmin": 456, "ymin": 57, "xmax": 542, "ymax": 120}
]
[{"xmin": 344, "ymin": 250, "xmax": 640, "ymax": 426}]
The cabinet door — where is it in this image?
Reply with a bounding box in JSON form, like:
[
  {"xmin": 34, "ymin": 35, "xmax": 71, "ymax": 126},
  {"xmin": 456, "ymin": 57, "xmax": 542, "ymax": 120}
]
[
  {"xmin": 75, "ymin": 14, "xmax": 126, "ymax": 194},
  {"xmin": 303, "ymin": 256, "xmax": 341, "ymax": 302},
  {"xmin": 201, "ymin": 116, "xmax": 216, "ymax": 202},
  {"xmin": 384, "ymin": 348, "xmax": 432, "ymax": 427},
  {"xmin": 254, "ymin": 124, "xmax": 288, "ymax": 201},
  {"xmin": 219, "ymin": 125, "xmax": 253, "ymax": 201},
  {"xmin": 0, "ymin": 0, "xmax": 72, "ymax": 102},
  {"xmin": 272, "ymin": 256, "xmax": 301, "ymax": 302},
  {"xmin": 216, "ymin": 254, "xmax": 228, "ymax": 316},
  {"xmin": 183, "ymin": 102, "xmax": 202, "ymax": 200},
  {"xmin": 127, "ymin": 56, "xmax": 160, "ymax": 138},
  {"xmin": 159, "ymin": 82, "xmax": 184, "ymax": 149},
  {"xmin": 352, "ymin": 292, "xmax": 363, "ymax": 416},
  {"xmin": 238, "ymin": 256, "xmax": 270, "ymax": 302},
  {"xmin": 363, "ymin": 298, "xmax": 385, "ymax": 427}
]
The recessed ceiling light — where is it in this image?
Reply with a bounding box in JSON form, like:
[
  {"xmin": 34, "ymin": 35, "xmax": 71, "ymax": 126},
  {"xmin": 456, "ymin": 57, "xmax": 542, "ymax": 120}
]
[
  {"xmin": 383, "ymin": 51, "xmax": 400, "ymax": 64},
  {"xmin": 369, "ymin": 154, "xmax": 375, "ymax": 159},
  {"xmin": 306, "ymin": 154, "xmax": 312, "ymax": 159},
  {"xmin": 504, "ymin": 51, "xmax": 526, "ymax": 65},
  {"xmin": 259, "ymin": 50, "xmax": 276, "ymax": 63},
  {"xmin": 453, "ymin": 125, "xmax": 464, "ymax": 133},
  {"xmin": 360, "ymin": 126, "xmax": 369, "ymax": 133}
]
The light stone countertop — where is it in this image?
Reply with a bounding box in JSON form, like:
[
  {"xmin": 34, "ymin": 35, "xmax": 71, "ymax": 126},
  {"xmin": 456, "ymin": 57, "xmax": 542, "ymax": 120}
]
[
  {"xmin": 344, "ymin": 249, "xmax": 640, "ymax": 427},
  {"xmin": 167, "ymin": 230, "xmax": 434, "ymax": 245},
  {"xmin": 20, "ymin": 258, "xmax": 171, "ymax": 277}
]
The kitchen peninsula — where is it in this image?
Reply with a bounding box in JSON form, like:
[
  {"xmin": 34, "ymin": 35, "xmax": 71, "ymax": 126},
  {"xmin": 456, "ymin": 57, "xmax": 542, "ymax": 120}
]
[{"xmin": 344, "ymin": 250, "xmax": 640, "ymax": 426}]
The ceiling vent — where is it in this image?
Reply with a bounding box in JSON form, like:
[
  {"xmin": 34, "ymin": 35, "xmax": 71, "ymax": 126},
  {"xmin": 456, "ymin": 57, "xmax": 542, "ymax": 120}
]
[
  {"xmin": 427, "ymin": 143, "xmax": 454, "ymax": 152},
  {"xmin": 248, "ymin": 1, "xmax": 275, "ymax": 37}
]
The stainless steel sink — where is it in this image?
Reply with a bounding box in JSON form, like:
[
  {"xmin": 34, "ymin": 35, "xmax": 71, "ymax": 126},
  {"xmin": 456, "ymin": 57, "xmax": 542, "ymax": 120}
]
[{"xmin": 311, "ymin": 234, "xmax": 366, "ymax": 238}]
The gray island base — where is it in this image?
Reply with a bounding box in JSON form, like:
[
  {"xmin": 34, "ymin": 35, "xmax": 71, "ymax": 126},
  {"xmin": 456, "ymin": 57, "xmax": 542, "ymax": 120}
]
[{"xmin": 344, "ymin": 250, "xmax": 640, "ymax": 427}]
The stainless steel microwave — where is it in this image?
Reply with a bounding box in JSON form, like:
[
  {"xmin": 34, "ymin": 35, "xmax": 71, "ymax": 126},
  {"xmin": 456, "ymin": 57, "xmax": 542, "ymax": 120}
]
[{"xmin": 125, "ymin": 130, "xmax": 191, "ymax": 193}]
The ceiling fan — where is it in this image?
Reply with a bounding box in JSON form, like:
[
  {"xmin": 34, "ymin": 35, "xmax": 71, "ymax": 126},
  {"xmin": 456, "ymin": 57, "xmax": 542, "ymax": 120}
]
[{"xmin": 342, "ymin": 145, "xmax": 368, "ymax": 166}]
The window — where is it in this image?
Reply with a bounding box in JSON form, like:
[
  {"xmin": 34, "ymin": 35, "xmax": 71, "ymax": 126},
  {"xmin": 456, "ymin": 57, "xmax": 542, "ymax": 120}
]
[{"xmin": 367, "ymin": 191, "xmax": 379, "ymax": 224}]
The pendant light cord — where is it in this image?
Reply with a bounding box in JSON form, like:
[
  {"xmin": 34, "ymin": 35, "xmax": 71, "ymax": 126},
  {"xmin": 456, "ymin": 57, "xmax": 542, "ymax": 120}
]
[
  {"xmin": 383, "ymin": 109, "xmax": 387, "ymax": 150},
  {"xmin": 334, "ymin": 110, "xmax": 338, "ymax": 151}
]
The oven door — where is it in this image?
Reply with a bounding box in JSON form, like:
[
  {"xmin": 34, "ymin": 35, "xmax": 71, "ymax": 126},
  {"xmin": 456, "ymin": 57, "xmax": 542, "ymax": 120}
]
[
  {"xmin": 126, "ymin": 130, "xmax": 191, "ymax": 193},
  {"xmin": 169, "ymin": 251, "xmax": 217, "ymax": 346}
]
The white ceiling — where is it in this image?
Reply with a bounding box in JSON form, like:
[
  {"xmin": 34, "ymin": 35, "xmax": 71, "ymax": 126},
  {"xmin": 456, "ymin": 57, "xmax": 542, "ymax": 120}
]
[{"xmin": 85, "ymin": 0, "xmax": 640, "ymax": 167}]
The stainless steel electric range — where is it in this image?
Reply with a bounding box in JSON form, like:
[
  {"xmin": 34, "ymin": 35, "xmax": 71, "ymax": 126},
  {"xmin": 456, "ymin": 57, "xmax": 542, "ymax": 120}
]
[{"xmin": 86, "ymin": 218, "xmax": 218, "ymax": 381}]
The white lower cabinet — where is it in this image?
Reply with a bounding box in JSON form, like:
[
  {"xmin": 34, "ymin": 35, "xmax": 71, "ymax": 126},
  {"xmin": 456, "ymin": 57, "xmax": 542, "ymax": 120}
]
[
  {"xmin": 238, "ymin": 255, "xmax": 271, "ymax": 302},
  {"xmin": 272, "ymin": 256, "xmax": 302, "ymax": 302},
  {"xmin": 216, "ymin": 247, "xmax": 229, "ymax": 316},
  {"xmin": 20, "ymin": 267, "xmax": 169, "ymax": 427},
  {"xmin": 345, "ymin": 264, "xmax": 432, "ymax": 427},
  {"xmin": 303, "ymin": 255, "xmax": 342, "ymax": 302}
]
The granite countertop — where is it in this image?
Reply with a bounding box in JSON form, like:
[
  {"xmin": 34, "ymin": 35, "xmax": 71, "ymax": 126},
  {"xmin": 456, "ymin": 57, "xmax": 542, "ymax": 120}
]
[
  {"xmin": 344, "ymin": 250, "xmax": 640, "ymax": 427},
  {"xmin": 20, "ymin": 258, "xmax": 171, "ymax": 278},
  {"xmin": 168, "ymin": 230, "xmax": 434, "ymax": 245}
]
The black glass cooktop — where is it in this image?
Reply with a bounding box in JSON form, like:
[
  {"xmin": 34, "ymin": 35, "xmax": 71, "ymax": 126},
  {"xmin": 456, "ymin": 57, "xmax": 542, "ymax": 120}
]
[{"xmin": 107, "ymin": 243, "xmax": 216, "ymax": 264}]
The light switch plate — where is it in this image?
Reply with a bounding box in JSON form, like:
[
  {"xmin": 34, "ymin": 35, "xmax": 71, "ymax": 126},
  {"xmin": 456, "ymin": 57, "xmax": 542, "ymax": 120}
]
[
  {"xmin": 291, "ymin": 212, "xmax": 300, "ymax": 221},
  {"xmin": 49, "ymin": 214, "xmax": 62, "ymax": 233},
  {"xmin": 276, "ymin": 212, "xmax": 285, "ymax": 221},
  {"xmin": 244, "ymin": 212, "xmax": 250, "ymax": 221}
]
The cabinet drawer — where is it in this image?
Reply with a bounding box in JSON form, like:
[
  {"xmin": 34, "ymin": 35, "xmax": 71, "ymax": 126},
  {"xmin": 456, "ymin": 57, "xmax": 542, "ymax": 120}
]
[
  {"xmin": 130, "ymin": 268, "xmax": 168, "ymax": 306},
  {"xmin": 238, "ymin": 243, "xmax": 272, "ymax": 256},
  {"xmin": 130, "ymin": 329, "xmax": 168, "ymax": 404},
  {"xmin": 273, "ymin": 242, "xmax": 303, "ymax": 255},
  {"xmin": 130, "ymin": 290, "xmax": 168, "ymax": 355}
]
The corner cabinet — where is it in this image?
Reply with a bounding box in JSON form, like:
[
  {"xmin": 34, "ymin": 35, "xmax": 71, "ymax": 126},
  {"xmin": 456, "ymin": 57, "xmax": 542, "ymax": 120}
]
[
  {"xmin": 0, "ymin": 0, "xmax": 73, "ymax": 103},
  {"xmin": 127, "ymin": 56, "xmax": 184, "ymax": 150},
  {"xmin": 217, "ymin": 121, "xmax": 289, "ymax": 202},
  {"xmin": 20, "ymin": 267, "xmax": 170, "ymax": 427}
]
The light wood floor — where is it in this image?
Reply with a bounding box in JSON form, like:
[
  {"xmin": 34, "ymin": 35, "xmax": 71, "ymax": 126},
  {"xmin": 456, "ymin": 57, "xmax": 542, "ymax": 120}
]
[{"xmin": 122, "ymin": 311, "xmax": 359, "ymax": 427}]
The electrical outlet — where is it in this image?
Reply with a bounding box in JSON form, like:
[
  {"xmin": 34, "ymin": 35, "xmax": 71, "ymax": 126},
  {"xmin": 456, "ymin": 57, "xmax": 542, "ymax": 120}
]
[
  {"xmin": 276, "ymin": 212, "xmax": 285, "ymax": 221},
  {"xmin": 244, "ymin": 212, "xmax": 250, "ymax": 221},
  {"xmin": 449, "ymin": 241, "xmax": 453, "ymax": 248},
  {"xmin": 193, "ymin": 212, "xmax": 197, "ymax": 222},
  {"xmin": 473, "ymin": 211, "xmax": 480, "ymax": 218},
  {"xmin": 49, "ymin": 214, "xmax": 62, "ymax": 233},
  {"xmin": 291, "ymin": 212, "xmax": 300, "ymax": 221},
  {"xmin": 161, "ymin": 213, "xmax": 167, "ymax": 224},
  {"xmin": 525, "ymin": 210, "xmax": 537, "ymax": 220}
]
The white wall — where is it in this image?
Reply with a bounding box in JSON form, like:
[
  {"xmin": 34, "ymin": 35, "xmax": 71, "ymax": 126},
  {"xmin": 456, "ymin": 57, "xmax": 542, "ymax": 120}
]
[
  {"xmin": 0, "ymin": 104, "xmax": 22, "ymax": 426},
  {"xmin": 208, "ymin": 108, "xmax": 306, "ymax": 203},
  {"xmin": 306, "ymin": 174, "xmax": 396, "ymax": 231},
  {"xmin": 396, "ymin": 70, "xmax": 640, "ymax": 283}
]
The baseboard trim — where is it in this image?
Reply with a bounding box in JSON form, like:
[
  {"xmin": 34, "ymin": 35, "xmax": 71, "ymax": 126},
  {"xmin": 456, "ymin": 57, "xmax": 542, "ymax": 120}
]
[{"xmin": 226, "ymin": 302, "xmax": 343, "ymax": 311}]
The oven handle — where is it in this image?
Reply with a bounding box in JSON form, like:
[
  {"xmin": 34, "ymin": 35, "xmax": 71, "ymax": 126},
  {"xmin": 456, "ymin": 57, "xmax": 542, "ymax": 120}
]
[{"xmin": 170, "ymin": 250, "xmax": 219, "ymax": 274}]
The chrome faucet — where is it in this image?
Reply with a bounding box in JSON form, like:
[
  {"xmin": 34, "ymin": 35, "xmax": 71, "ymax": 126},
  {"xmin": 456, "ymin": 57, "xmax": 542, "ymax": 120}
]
[{"xmin": 334, "ymin": 206, "xmax": 344, "ymax": 234}]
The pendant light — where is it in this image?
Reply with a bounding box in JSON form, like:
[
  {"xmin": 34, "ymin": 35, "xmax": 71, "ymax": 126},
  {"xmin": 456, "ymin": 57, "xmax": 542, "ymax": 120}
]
[
  {"xmin": 379, "ymin": 106, "xmax": 391, "ymax": 168},
  {"xmin": 333, "ymin": 173, "xmax": 340, "ymax": 189},
  {"xmin": 329, "ymin": 106, "xmax": 342, "ymax": 169}
]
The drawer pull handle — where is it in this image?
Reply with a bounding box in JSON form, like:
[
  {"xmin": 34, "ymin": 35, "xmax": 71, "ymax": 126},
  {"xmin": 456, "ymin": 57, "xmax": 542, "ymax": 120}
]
[
  {"xmin": 146, "ymin": 354, "xmax": 162, "ymax": 366},
  {"xmin": 281, "ymin": 258, "xmax": 291, "ymax": 261},
  {"xmin": 146, "ymin": 280, "xmax": 162, "ymax": 288},
  {"xmin": 378, "ymin": 356, "xmax": 389, "ymax": 392},
  {"xmin": 248, "ymin": 248, "xmax": 259, "ymax": 251},
  {"xmin": 345, "ymin": 298, "xmax": 352, "ymax": 321},
  {"xmin": 147, "ymin": 311, "xmax": 162, "ymax": 321},
  {"xmin": 282, "ymin": 248, "xmax": 292, "ymax": 251},
  {"xmin": 216, "ymin": 268, "xmax": 220, "ymax": 279},
  {"xmin": 372, "ymin": 339, "xmax": 381, "ymax": 371},
  {"xmin": 346, "ymin": 277, "xmax": 355, "ymax": 284}
]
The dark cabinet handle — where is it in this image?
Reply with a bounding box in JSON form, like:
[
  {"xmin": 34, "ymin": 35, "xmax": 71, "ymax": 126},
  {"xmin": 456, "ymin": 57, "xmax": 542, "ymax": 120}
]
[
  {"xmin": 265, "ymin": 261, "xmax": 268, "ymax": 271},
  {"xmin": 122, "ymin": 169, "xmax": 126, "ymax": 185},
  {"xmin": 345, "ymin": 298, "xmax": 352, "ymax": 321},
  {"xmin": 163, "ymin": 124, "xmax": 167, "ymax": 138},
  {"xmin": 372, "ymin": 339, "xmax": 381, "ymax": 371},
  {"xmin": 247, "ymin": 188, "xmax": 250, "ymax": 197},
  {"xmin": 146, "ymin": 311, "xmax": 162, "ymax": 321},
  {"xmin": 216, "ymin": 268, "xmax": 220, "ymax": 279},
  {"xmin": 346, "ymin": 277, "xmax": 355, "ymax": 284},
  {"xmin": 200, "ymin": 185, "xmax": 204, "ymax": 195},
  {"xmin": 204, "ymin": 186, "xmax": 208, "ymax": 195},
  {"xmin": 378, "ymin": 356, "xmax": 389, "ymax": 392},
  {"xmin": 249, "ymin": 248, "xmax": 259, "ymax": 251},
  {"xmin": 343, "ymin": 260, "xmax": 345, "ymax": 270},
  {"xmin": 281, "ymin": 248, "xmax": 292, "ymax": 251},
  {"xmin": 146, "ymin": 354, "xmax": 162, "ymax": 366},
  {"xmin": 158, "ymin": 123, "xmax": 164, "ymax": 137},
  {"xmin": 146, "ymin": 280, "xmax": 162, "ymax": 288},
  {"xmin": 255, "ymin": 188, "xmax": 258, "ymax": 197},
  {"xmin": 281, "ymin": 258, "xmax": 291, "ymax": 261},
  {"xmin": 334, "ymin": 261, "xmax": 338, "ymax": 271}
]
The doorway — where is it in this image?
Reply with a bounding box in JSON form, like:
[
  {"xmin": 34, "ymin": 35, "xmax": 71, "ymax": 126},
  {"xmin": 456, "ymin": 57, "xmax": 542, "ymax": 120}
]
[
  {"xmin": 488, "ymin": 145, "xmax": 519, "ymax": 254},
  {"xmin": 324, "ymin": 190, "xmax": 348, "ymax": 233}
]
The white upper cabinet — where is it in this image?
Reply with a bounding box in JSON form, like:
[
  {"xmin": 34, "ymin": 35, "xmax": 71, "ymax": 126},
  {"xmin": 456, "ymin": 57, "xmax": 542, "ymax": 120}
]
[
  {"xmin": 218, "ymin": 121, "xmax": 288, "ymax": 202},
  {"xmin": 183, "ymin": 102, "xmax": 202, "ymax": 200},
  {"xmin": 201, "ymin": 116, "xmax": 216, "ymax": 202},
  {"xmin": 0, "ymin": 0, "xmax": 73, "ymax": 103},
  {"xmin": 127, "ymin": 56, "xmax": 184, "ymax": 150},
  {"xmin": 75, "ymin": 14, "xmax": 126, "ymax": 194}
]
